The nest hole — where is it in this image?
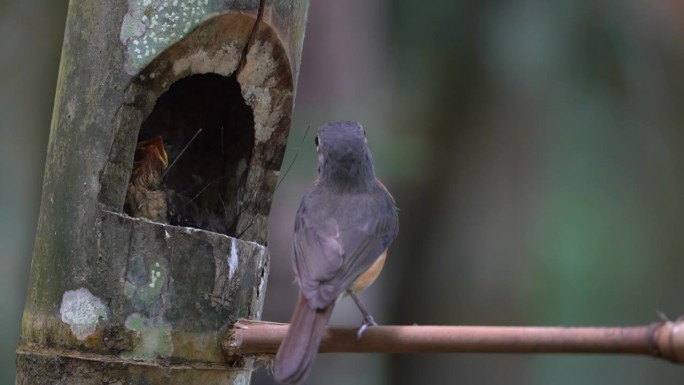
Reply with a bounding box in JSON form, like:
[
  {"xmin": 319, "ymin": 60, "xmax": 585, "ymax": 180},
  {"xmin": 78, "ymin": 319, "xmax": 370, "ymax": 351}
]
[{"xmin": 129, "ymin": 73, "xmax": 255, "ymax": 236}]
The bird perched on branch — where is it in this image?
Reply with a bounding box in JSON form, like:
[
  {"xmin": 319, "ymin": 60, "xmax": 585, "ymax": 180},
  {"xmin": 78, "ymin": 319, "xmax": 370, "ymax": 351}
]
[
  {"xmin": 125, "ymin": 136, "xmax": 169, "ymax": 223},
  {"xmin": 274, "ymin": 121, "xmax": 399, "ymax": 384}
]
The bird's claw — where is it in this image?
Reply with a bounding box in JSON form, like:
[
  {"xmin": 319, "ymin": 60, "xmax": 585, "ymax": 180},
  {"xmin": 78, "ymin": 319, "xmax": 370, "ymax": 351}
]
[{"xmin": 356, "ymin": 315, "xmax": 378, "ymax": 340}]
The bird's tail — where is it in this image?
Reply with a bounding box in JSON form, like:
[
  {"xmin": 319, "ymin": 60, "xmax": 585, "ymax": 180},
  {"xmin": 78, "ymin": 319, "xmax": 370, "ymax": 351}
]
[{"xmin": 274, "ymin": 294, "xmax": 333, "ymax": 384}]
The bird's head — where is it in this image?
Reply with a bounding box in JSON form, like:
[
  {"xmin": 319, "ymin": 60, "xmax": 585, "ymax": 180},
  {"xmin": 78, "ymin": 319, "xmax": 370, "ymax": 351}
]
[
  {"xmin": 135, "ymin": 136, "xmax": 168, "ymax": 170},
  {"xmin": 315, "ymin": 121, "xmax": 375, "ymax": 190}
]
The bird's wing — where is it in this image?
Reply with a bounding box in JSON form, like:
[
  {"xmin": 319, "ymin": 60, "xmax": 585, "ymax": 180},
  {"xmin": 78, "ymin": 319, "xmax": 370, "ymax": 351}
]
[{"xmin": 293, "ymin": 191, "xmax": 398, "ymax": 309}]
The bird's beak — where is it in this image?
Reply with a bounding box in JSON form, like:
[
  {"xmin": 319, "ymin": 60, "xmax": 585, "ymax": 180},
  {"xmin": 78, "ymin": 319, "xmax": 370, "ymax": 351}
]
[{"xmin": 137, "ymin": 136, "xmax": 169, "ymax": 169}]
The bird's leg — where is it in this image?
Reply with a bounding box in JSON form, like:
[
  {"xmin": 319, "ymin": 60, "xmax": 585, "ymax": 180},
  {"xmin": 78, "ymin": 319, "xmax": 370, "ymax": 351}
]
[{"xmin": 348, "ymin": 291, "xmax": 377, "ymax": 340}]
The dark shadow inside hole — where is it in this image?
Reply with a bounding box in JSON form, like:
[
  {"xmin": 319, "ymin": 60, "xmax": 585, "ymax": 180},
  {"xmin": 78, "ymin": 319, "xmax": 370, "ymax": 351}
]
[{"xmin": 133, "ymin": 73, "xmax": 254, "ymax": 236}]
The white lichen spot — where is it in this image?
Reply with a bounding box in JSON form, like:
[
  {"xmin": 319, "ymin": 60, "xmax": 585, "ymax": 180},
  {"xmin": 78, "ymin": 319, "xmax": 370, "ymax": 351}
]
[
  {"xmin": 60, "ymin": 288, "xmax": 108, "ymax": 340},
  {"xmin": 229, "ymin": 238, "xmax": 239, "ymax": 280},
  {"xmin": 121, "ymin": 0, "xmax": 215, "ymax": 74},
  {"xmin": 149, "ymin": 268, "xmax": 159, "ymax": 288},
  {"xmin": 164, "ymin": 229, "xmax": 169, "ymax": 239}
]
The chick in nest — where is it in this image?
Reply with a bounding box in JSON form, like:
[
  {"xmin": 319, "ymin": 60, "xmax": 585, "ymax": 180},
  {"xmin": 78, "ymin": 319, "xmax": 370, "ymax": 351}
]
[{"xmin": 125, "ymin": 136, "xmax": 169, "ymax": 223}]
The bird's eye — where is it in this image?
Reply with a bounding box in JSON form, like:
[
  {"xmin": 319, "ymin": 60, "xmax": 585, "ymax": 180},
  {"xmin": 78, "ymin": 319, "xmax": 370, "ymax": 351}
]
[{"xmin": 314, "ymin": 136, "xmax": 319, "ymax": 147}]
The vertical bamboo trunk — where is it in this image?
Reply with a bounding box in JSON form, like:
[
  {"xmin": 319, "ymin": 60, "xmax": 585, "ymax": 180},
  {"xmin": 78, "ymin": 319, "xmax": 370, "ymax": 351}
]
[{"xmin": 16, "ymin": 1, "xmax": 308, "ymax": 384}]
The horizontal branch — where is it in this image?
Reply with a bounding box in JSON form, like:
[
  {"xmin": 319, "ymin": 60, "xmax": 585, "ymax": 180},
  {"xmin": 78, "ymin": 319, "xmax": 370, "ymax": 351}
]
[{"xmin": 224, "ymin": 318, "xmax": 684, "ymax": 364}]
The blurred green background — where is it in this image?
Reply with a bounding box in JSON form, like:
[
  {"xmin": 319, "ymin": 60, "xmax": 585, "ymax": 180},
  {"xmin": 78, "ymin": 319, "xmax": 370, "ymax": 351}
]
[{"xmin": 3, "ymin": 1, "xmax": 684, "ymax": 384}]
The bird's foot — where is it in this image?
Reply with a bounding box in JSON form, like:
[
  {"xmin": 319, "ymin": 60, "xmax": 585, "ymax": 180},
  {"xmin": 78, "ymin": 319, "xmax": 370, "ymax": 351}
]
[
  {"xmin": 347, "ymin": 291, "xmax": 378, "ymax": 340},
  {"xmin": 356, "ymin": 314, "xmax": 378, "ymax": 340}
]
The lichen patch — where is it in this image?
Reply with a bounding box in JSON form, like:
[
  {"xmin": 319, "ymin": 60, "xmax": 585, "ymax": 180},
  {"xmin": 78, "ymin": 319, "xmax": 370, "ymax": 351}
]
[
  {"xmin": 122, "ymin": 312, "xmax": 173, "ymax": 360},
  {"xmin": 59, "ymin": 288, "xmax": 109, "ymax": 340},
  {"xmin": 120, "ymin": 0, "xmax": 219, "ymax": 74}
]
